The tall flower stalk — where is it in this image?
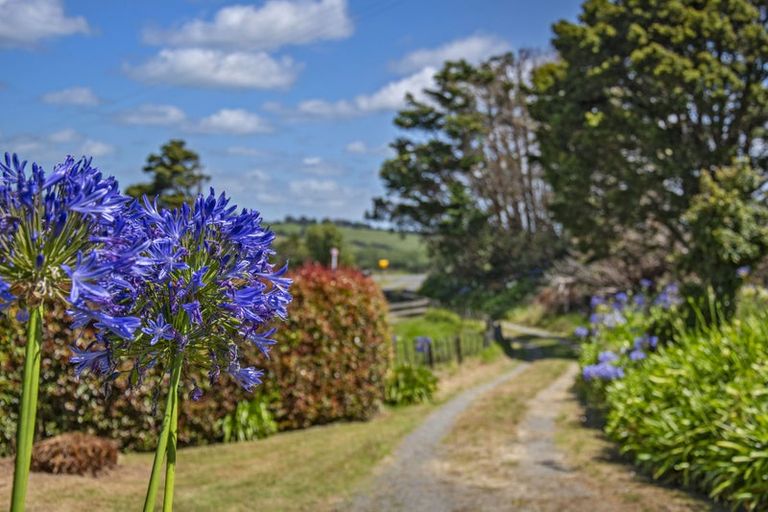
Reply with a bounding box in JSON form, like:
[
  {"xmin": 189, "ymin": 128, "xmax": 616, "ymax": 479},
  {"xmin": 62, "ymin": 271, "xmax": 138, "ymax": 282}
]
[
  {"xmin": 69, "ymin": 190, "xmax": 291, "ymax": 510},
  {"xmin": 0, "ymin": 153, "xmax": 128, "ymax": 511}
]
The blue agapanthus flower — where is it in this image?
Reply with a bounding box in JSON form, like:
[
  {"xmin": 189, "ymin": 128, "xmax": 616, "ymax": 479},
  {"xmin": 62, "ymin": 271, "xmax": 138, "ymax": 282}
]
[
  {"xmin": 582, "ymin": 361, "xmax": 624, "ymax": 381},
  {"xmin": 414, "ymin": 336, "xmax": 432, "ymax": 353},
  {"xmin": 0, "ymin": 153, "xmax": 128, "ymax": 313},
  {"xmin": 574, "ymin": 326, "xmax": 590, "ymax": 338},
  {"xmin": 67, "ymin": 189, "xmax": 292, "ymax": 393}
]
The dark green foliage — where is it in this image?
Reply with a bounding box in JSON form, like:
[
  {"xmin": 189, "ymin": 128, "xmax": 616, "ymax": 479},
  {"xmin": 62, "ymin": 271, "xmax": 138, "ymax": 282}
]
[
  {"xmin": 373, "ymin": 51, "xmax": 561, "ymax": 298},
  {"xmin": 531, "ymin": 0, "xmax": 768, "ymax": 290},
  {"xmin": 125, "ymin": 139, "xmax": 209, "ymax": 208},
  {"xmin": 420, "ymin": 273, "xmax": 538, "ymax": 319},
  {"xmin": 678, "ymin": 162, "xmax": 768, "ymax": 317},
  {"xmin": 384, "ymin": 365, "xmax": 438, "ymax": 405}
]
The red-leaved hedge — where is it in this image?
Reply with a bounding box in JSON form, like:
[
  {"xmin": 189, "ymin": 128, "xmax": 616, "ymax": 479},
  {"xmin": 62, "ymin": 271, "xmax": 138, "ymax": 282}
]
[
  {"xmin": 0, "ymin": 263, "xmax": 391, "ymax": 453},
  {"xmin": 264, "ymin": 264, "xmax": 391, "ymax": 428}
]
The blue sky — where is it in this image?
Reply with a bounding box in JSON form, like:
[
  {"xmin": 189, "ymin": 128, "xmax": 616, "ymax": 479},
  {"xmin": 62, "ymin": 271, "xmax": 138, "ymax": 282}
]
[{"xmin": 0, "ymin": 0, "xmax": 581, "ymax": 221}]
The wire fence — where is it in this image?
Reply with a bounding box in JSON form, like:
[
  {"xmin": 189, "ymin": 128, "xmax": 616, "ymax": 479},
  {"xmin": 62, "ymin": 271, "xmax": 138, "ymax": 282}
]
[{"xmin": 393, "ymin": 331, "xmax": 491, "ymax": 368}]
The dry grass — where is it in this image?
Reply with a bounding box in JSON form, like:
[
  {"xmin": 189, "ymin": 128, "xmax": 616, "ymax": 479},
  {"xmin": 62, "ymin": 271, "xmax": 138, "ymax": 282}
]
[
  {"xmin": 553, "ymin": 387, "xmax": 721, "ymax": 512},
  {"xmin": 441, "ymin": 359, "xmax": 569, "ymax": 469},
  {"xmin": 0, "ymin": 358, "xmax": 516, "ymax": 512}
]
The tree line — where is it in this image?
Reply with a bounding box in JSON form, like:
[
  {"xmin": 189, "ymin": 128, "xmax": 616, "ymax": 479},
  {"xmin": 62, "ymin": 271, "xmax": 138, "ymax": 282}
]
[{"xmin": 371, "ymin": 0, "xmax": 768, "ymax": 317}]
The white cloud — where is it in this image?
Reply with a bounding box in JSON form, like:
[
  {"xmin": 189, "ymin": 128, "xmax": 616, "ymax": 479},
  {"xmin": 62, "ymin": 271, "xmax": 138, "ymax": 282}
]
[
  {"xmin": 289, "ymin": 178, "xmax": 339, "ymax": 195},
  {"xmin": 345, "ymin": 141, "xmax": 367, "ymax": 154},
  {"xmin": 226, "ymin": 146, "xmax": 263, "ymax": 157},
  {"xmin": 246, "ymin": 169, "xmax": 271, "ymax": 181},
  {"xmin": 117, "ymin": 104, "xmax": 186, "ymax": 125},
  {"xmin": 48, "ymin": 128, "xmax": 79, "ymax": 143},
  {"xmin": 287, "ymin": 177, "xmax": 365, "ymax": 209},
  {"xmin": 126, "ymin": 48, "xmax": 299, "ymax": 89},
  {"xmin": 302, "ymin": 156, "xmax": 322, "ymax": 166},
  {"xmin": 0, "ymin": 0, "xmax": 88, "ymax": 47},
  {"xmin": 192, "ymin": 108, "xmax": 272, "ymax": 135},
  {"xmin": 296, "ymin": 66, "xmax": 436, "ymax": 118},
  {"xmin": 391, "ymin": 34, "xmax": 510, "ymax": 73},
  {"xmin": 144, "ymin": 0, "xmax": 352, "ymax": 51},
  {"xmin": 42, "ymin": 86, "xmax": 100, "ymax": 106},
  {"xmin": 80, "ymin": 139, "xmax": 114, "ymax": 157}
]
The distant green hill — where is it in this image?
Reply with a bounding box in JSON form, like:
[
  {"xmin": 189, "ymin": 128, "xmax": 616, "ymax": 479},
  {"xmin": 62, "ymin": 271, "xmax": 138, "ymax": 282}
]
[{"xmin": 271, "ymin": 222, "xmax": 430, "ymax": 272}]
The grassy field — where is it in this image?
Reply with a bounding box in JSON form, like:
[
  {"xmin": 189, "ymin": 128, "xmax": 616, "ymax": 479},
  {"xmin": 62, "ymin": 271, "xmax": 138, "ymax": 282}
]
[
  {"xmin": 271, "ymin": 222, "xmax": 429, "ymax": 272},
  {"xmin": 0, "ymin": 358, "xmax": 516, "ymax": 512}
]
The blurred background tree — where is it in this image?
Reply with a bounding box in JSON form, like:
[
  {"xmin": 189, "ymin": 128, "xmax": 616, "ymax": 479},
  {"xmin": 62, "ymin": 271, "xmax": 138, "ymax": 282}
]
[
  {"xmin": 126, "ymin": 139, "xmax": 210, "ymax": 208},
  {"xmin": 531, "ymin": 0, "xmax": 768, "ymax": 306},
  {"xmin": 371, "ymin": 51, "xmax": 563, "ymax": 309},
  {"xmin": 304, "ymin": 222, "xmax": 354, "ymax": 267}
]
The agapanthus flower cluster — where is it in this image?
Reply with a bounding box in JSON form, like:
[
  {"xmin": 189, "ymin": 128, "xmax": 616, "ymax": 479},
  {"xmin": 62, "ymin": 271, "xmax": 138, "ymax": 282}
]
[
  {"xmin": 66, "ymin": 189, "xmax": 292, "ymax": 395},
  {"xmin": 0, "ymin": 153, "xmax": 127, "ymax": 312},
  {"xmin": 582, "ymin": 350, "xmax": 625, "ymax": 381},
  {"xmin": 414, "ymin": 336, "xmax": 432, "ymax": 354}
]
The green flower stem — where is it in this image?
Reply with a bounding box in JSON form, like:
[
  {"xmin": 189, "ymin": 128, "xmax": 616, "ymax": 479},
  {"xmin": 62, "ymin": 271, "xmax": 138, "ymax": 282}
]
[
  {"xmin": 10, "ymin": 305, "xmax": 44, "ymax": 512},
  {"xmin": 143, "ymin": 351, "xmax": 183, "ymax": 512},
  {"xmin": 162, "ymin": 368, "xmax": 180, "ymax": 512}
]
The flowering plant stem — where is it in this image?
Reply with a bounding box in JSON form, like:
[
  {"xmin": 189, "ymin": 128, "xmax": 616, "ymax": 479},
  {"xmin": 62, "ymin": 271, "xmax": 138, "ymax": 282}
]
[
  {"xmin": 143, "ymin": 351, "xmax": 183, "ymax": 512},
  {"xmin": 10, "ymin": 305, "xmax": 44, "ymax": 512}
]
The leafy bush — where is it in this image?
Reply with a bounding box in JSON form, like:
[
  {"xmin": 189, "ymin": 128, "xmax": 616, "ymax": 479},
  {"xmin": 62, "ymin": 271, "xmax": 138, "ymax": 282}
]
[
  {"xmin": 605, "ymin": 312, "xmax": 768, "ymax": 510},
  {"xmin": 219, "ymin": 393, "xmax": 278, "ymax": 443},
  {"xmin": 0, "ymin": 263, "xmax": 391, "ymax": 453},
  {"xmin": 260, "ymin": 263, "xmax": 391, "ymax": 429},
  {"xmin": 384, "ymin": 365, "xmax": 438, "ymax": 405},
  {"xmin": 31, "ymin": 433, "xmax": 117, "ymax": 475}
]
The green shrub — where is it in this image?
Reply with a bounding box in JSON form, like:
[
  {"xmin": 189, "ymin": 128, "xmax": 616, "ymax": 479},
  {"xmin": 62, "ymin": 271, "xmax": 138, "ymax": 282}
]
[
  {"xmin": 219, "ymin": 394, "xmax": 278, "ymax": 443},
  {"xmin": 605, "ymin": 312, "xmax": 768, "ymax": 510},
  {"xmin": 385, "ymin": 365, "xmax": 438, "ymax": 405}
]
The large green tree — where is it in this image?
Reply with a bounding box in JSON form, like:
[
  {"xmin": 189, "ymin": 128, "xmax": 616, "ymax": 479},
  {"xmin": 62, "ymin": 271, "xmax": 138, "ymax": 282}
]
[
  {"xmin": 126, "ymin": 139, "xmax": 209, "ymax": 208},
  {"xmin": 372, "ymin": 52, "xmax": 561, "ymax": 301},
  {"xmin": 531, "ymin": 0, "xmax": 768, "ymax": 263}
]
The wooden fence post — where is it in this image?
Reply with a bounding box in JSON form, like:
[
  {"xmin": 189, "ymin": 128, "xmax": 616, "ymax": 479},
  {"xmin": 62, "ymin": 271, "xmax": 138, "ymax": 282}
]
[{"xmin": 455, "ymin": 335, "xmax": 463, "ymax": 365}]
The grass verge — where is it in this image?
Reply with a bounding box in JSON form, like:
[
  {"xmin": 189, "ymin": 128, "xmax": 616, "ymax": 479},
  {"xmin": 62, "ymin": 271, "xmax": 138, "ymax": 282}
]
[
  {"xmin": 0, "ymin": 358, "xmax": 516, "ymax": 512},
  {"xmin": 553, "ymin": 385, "xmax": 719, "ymax": 511}
]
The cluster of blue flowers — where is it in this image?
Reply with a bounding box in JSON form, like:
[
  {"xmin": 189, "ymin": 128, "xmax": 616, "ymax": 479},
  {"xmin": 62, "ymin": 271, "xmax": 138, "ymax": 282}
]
[
  {"xmin": 576, "ymin": 281, "xmax": 676, "ymax": 382},
  {"xmin": 582, "ymin": 351, "xmax": 624, "ymax": 381},
  {"xmin": 0, "ymin": 154, "xmax": 126, "ymax": 312},
  {"xmin": 414, "ymin": 336, "xmax": 432, "ymax": 353},
  {"xmin": 1, "ymin": 153, "xmax": 291, "ymax": 395},
  {"xmin": 581, "ymin": 334, "xmax": 660, "ymax": 382},
  {"xmin": 66, "ymin": 191, "xmax": 292, "ymax": 395}
]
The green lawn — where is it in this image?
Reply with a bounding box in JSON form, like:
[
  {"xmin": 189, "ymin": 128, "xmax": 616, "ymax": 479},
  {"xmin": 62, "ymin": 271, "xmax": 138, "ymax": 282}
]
[
  {"xmin": 271, "ymin": 222, "xmax": 429, "ymax": 272},
  {"xmin": 1, "ymin": 358, "xmax": 515, "ymax": 512}
]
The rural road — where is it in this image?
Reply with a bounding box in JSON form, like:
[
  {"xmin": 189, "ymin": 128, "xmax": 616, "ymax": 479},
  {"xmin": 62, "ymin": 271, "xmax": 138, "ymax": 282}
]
[{"xmin": 348, "ymin": 363, "xmax": 530, "ymax": 512}]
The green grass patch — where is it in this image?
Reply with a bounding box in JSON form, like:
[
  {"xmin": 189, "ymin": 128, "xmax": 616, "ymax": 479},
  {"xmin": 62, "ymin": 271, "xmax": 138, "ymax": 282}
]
[
  {"xmin": 505, "ymin": 302, "xmax": 585, "ymax": 334},
  {"xmin": 1, "ymin": 358, "xmax": 515, "ymax": 512}
]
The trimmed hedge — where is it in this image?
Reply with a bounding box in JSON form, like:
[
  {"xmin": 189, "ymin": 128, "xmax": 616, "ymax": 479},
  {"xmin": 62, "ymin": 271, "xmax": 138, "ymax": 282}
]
[
  {"xmin": 0, "ymin": 263, "xmax": 391, "ymax": 453},
  {"xmin": 262, "ymin": 263, "xmax": 391, "ymax": 428}
]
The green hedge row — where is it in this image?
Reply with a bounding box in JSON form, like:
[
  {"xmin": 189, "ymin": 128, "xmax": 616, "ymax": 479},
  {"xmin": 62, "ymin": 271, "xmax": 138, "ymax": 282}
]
[{"xmin": 578, "ymin": 290, "xmax": 768, "ymax": 510}]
